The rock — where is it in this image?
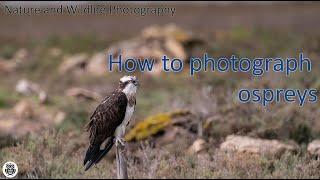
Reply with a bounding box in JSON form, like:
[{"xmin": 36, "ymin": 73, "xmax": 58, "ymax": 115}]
[
  {"xmin": 54, "ymin": 111, "xmax": 66, "ymax": 125},
  {"xmin": 13, "ymin": 100, "xmax": 34, "ymax": 119},
  {"xmin": 1, "ymin": 107, "xmax": 59, "ymax": 142},
  {"xmin": 158, "ymin": 126, "xmax": 191, "ymax": 145},
  {"xmin": 142, "ymin": 24, "xmax": 192, "ymax": 43},
  {"xmin": 65, "ymin": 87, "xmax": 102, "ymax": 101},
  {"xmin": 0, "ymin": 103, "xmax": 61, "ymax": 146},
  {"xmin": 15, "ymin": 79, "xmax": 49, "ymax": 103},
  {"xmin": 106, "ymin": 24, "xmax": 203, "ymax": 76},
  {"xmin": 58, "ymin": 53, "xmax": 88, "ymax": 74},
  {"xmin": 15, "ymin": 79, "xmax": 40, "ymax": 95},
  {"xmin": 13, "ymin": 48, "xmax": 29, "ymax": 63},
  {"xmin": 0, "ymin": 119, "xmax": 17, "ymax": 133},
  {"xmin": 0, "ymin": 49, "xmax": 28, "ymax": 73},
  {"xmin": 307, "ymin": 140, "xmax": 320, "ymax": 156},
  {"xmin": 86, "ymin": 52, "xmax": 107, "ymax": 76},
  {"xmin": 0, "ymin": 59, "xmax": 16, "ymax": 73},
  {"xmin": 48, "ymin": 47, "xmax": 62, "ymax": 57},
  {"xmin": 220, "ymin": 135, "xmax": 296, "ymax": 156},
  {"xmin": 38, "ymin": 91, "xmax": 48, "ymax": 104},
  {"xmin": 164, "ymin": 37, "xmax": 187, "ymax": 60},
  {"xmin": 125, "ymin": 110, "xmax": 191, "ymax": 142},
  {"xmin": 187, "ymin": 138, "xmax": 206, "ymax": 154},
  {"xmin": 0, "ymin": 117, "xmax": 43, "ymax": 140}
]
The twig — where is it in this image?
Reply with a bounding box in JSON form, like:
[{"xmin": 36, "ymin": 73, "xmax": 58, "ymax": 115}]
[
  {"xmin": 197, "ymin": 116, "xmax": 203, "ymax": 138},
  {"xmin": 116, "ymin": 144, "xmax": 128, "ymax": 179}
]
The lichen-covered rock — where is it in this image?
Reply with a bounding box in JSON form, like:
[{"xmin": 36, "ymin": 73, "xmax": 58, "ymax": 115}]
[
  {"xmin": 141, "ymin": 24, "xmax": 203, "ymax": 49},
  {"xmin": 125, "ymin": 110, "xmax": 191, "ymax": 141},
  {"xmin": 220, "ymin": 135, "xmax": 296, "ymax": 157},
  {"xmin": 307, "ymin": 140, "xmax": 320, "ymax": 156}
]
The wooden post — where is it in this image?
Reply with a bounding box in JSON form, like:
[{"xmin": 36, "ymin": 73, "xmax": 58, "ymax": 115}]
[{"xmin": 116, "ymin": 144, "xmax": 128, "ymax": 179}]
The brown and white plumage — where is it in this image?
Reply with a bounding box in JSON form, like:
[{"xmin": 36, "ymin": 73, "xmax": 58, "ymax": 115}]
[{"xmin": 84, "ymin": 76, "xmax": 138, "ymax": 171}]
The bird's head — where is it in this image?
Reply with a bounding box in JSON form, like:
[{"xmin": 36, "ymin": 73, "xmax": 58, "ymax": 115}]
[{"xmin": 119, "ymin": 75, "xmax": 139, "ymax": 96}]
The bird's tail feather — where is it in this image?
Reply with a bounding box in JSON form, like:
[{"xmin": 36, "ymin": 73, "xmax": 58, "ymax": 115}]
[{"xmin": 84, "ymin": 137, "xmax": 114, "ymax": 171}]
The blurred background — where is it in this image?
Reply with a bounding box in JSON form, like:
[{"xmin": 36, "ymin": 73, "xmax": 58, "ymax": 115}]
[{"xmin": 0, "ymin": 1, "xmax": 320, "ymax": 179}]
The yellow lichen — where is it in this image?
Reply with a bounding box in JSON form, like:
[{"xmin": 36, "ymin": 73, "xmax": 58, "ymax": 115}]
[{"xmin": 125, "ymin": 110, "xmax": 191, "ymax": 141}]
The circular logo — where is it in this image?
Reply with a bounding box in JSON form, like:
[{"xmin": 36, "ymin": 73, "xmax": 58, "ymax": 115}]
[{"xmin": 2, "ymin": 161, "xmax": 18, "ymax": 178}]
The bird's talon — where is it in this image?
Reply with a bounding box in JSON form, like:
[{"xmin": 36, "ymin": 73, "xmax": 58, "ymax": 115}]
[{"xmin": 115, "ymin": 137, "xmax": 126, "ymax": 147}]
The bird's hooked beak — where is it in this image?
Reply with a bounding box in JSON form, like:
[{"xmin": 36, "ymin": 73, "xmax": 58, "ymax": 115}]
[{"xmin": 133, "ymin": 79, "xmax": 139, "ymax": 87}]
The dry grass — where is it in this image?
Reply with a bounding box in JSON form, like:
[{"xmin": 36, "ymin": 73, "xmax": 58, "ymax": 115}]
[
  {"xmin": 1, "ymin": 130, "xmax": 319, "ymax": 179},
  {"xmin": 0, "ymin": 25, "xmax": 320, "ymax": 178}
]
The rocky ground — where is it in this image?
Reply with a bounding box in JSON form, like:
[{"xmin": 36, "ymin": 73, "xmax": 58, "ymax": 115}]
[{"xmin": 0, "ymin": 3, "xmax": 320, "ymax": 179}]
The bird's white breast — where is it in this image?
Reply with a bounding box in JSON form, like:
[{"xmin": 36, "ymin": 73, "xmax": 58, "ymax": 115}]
[{"xmin": 115, "ymin": 104, "xmax": 135, "ymax": 138}]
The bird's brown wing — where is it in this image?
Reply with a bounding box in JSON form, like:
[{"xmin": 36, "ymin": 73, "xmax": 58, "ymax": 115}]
[
  {"xmin": 84, "ymin": 90, "xmax": 128, "ymax": 170},
  {"xmin": 86, "ymin": 90, "xmax": 128, "ymax": 146}
]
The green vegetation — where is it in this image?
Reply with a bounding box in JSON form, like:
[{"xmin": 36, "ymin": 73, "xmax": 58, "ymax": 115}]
[
  {"xmin": 0, "ymin": 45, "xmax": 18, "ymax": 59},
  {"xmin": 0, "ymin": 88, "xmax": 19, "ymax": 108}
]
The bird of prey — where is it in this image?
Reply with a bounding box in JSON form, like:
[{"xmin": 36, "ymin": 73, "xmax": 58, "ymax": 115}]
[{"xmin": 83, "ymin": 75, "xmax": 139, "ymax": 171}]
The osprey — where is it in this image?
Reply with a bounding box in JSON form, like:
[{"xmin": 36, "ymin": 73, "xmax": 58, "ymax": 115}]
[{"xmin": 83, "ymin": 75, "xmax": 139, "ymax": 171}]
